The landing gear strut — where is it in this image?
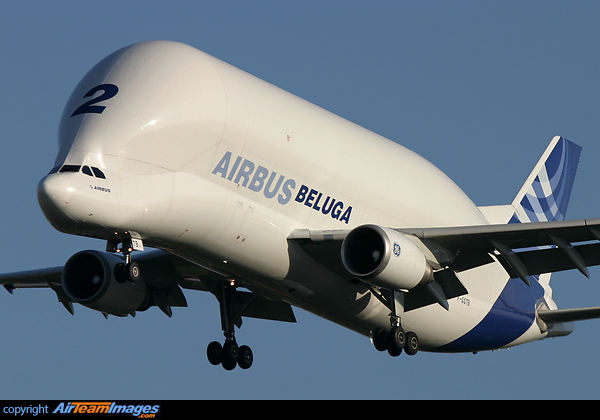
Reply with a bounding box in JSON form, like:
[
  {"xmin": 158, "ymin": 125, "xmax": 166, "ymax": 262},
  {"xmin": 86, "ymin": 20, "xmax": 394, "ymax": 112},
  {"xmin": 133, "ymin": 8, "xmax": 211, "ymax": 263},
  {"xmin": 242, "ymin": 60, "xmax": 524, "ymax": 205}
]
[
  {"xmin": 206, "ymin": 281, "xmax": 254, "ymax": 370},
  {"xmin": 370, "ymin": 288, "xmax": 420, "ymax": 357}
]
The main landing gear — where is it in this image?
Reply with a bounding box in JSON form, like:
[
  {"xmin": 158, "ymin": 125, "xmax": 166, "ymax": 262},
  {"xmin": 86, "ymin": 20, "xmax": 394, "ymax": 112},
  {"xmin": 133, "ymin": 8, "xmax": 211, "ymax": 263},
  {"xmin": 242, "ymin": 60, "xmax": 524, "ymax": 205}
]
[
  {"xmin": 373, "ymin": 325, "xmax": 419, "ymax": 357},
  {"xmin": 206, "ymin": 281, "xmax": 254, "ymax": 370},
  {"xmin": 370, "ymin": 288, "xmax": 420, "ymax": 357},
  {"xmin": 207, "ymin": 339, "xmax": 253, "ymax": 370}
]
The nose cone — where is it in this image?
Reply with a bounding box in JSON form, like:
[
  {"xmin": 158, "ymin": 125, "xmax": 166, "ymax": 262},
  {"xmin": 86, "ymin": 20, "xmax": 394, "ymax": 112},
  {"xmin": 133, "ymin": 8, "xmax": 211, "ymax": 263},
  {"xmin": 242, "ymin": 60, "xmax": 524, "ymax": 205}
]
[{"xmin": 37, "ymin": 174, "xmax": 77, "ymax": 231}]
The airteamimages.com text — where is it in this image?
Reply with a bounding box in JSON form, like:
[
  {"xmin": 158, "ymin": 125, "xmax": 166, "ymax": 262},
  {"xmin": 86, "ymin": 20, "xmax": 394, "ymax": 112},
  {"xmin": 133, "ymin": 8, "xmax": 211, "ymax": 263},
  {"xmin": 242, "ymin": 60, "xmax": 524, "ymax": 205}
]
[{"xmin": 2, "ymin": 401, "xmax": 164, "ymax": 418}]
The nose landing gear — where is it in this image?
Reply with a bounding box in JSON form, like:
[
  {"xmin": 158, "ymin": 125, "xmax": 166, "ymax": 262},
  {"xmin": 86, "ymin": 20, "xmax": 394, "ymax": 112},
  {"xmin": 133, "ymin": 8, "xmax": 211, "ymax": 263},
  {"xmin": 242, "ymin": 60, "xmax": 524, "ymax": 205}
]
[{"xmin": 106, "ymin": 233, "xmax": 143, "ymax": 282}]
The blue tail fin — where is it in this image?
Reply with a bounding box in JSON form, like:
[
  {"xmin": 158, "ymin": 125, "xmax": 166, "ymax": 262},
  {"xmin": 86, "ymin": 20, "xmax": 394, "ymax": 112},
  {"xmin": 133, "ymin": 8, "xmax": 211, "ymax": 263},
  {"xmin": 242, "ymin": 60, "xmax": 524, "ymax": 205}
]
[{"xmin": 510, "ymin": 136, "xmax": 582, "ymax": 224}]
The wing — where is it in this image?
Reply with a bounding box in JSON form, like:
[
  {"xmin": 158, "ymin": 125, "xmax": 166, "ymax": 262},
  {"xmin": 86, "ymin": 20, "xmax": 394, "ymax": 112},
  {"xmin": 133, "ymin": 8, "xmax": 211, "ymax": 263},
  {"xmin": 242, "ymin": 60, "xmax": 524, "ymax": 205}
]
[
  {"xmin": 291, "ymin": 217, "xmax": 600, "ymax": 283},
  {"xmin": 290, "ymin": 217, "xmax": 600, "ymax": 313},
  {"xmin": 0, "ymin": 249, "xmax": 295, "ymax": 323}
]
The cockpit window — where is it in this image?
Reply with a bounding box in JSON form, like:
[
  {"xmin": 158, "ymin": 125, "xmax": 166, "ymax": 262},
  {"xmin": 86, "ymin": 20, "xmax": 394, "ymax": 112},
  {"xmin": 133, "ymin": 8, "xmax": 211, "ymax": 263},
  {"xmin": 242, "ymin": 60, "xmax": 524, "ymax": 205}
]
[
  {"xmin": 91, "ymin": 167, "xmax": 106, "ymax": 179},
  {"xmin": 59, "ymin": 165, "xmax": 81, "ymax": 173},
  {"xmin": 53, "ymin": 165, "xmax": 107, "ymax": 179},
  {"xmin": 82, "ymin": 166, "xmax": 93, "ymax": 177}
]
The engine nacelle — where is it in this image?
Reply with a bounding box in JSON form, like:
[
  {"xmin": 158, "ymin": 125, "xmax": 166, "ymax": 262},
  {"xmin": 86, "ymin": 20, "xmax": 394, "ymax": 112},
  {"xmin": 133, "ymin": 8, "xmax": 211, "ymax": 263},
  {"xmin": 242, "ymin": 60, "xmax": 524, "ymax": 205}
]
[
  {"xmin": 62, "ymin": 250, "xmax": 150, "ymax": 316},
  {"xmin": 341, "ymin": 224, "xmax": 433, "ymax": 291}
]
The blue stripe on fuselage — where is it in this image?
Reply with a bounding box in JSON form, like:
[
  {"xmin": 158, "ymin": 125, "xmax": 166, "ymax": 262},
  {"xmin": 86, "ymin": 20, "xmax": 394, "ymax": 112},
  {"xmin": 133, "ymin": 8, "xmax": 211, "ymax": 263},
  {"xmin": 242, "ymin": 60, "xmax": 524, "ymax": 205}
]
[{"xmin": 435, "ymin": 276, "xmax": 544, "ymax": 352}]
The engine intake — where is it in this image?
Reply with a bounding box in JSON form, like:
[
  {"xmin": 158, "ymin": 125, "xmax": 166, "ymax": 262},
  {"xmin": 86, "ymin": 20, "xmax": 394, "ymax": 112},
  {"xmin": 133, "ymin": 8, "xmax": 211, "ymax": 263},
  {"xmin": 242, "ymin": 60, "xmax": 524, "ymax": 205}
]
[
  {"xmin": 341, "ymin": 224, "xmax": 433, "ymax": 291},
  {"xmin": 62, "ymin": 250, "xmax": 150, "ymax": 316}
]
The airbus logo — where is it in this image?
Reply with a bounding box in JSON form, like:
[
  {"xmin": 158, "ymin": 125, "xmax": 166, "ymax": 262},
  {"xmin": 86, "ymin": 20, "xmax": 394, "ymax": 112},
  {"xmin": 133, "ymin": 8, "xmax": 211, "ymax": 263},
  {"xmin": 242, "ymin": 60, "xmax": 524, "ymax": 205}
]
[
  {"xmin": 211, "ymin": 151, "xmax": 296, "ymax": 204},
  {"xmin": 212, "ymin": 151, "xmax": 352, "ymax": 223}
]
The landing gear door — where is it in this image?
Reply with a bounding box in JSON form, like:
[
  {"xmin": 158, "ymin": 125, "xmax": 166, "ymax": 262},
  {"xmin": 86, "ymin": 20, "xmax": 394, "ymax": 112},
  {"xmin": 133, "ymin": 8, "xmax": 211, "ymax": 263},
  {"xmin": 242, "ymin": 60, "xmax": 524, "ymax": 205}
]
[{"xmin": 129, "ymin": 231, "xmax": 144, "ymax": 251}]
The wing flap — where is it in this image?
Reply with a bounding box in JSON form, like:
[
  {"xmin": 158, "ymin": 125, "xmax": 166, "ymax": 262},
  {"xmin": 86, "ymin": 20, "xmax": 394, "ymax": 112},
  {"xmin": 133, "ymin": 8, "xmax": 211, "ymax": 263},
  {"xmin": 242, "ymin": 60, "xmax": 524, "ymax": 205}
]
[
  {"xmin": 497, "ymin": 242, "xmax": 600, "ymax": 278},
  {"xmin": 236, "ymin": 291, "xmax": 297, "ymax": 323}
]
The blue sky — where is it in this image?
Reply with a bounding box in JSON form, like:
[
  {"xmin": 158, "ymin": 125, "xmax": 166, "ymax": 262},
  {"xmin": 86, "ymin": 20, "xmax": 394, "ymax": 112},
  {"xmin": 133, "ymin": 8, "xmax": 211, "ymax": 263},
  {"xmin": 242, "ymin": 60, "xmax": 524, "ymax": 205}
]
[{"xmin": 2, "ymin": 1, "xmax": 600, "ymax": 399}]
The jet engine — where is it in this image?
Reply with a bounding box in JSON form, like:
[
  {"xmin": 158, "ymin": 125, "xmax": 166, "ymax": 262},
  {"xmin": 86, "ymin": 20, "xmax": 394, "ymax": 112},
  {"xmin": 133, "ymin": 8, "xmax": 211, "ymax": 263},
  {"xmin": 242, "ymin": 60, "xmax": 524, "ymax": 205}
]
[
  {"xmin": 341, "ymin": 224, "xmax": 433, "ymax": 291},
  {"xmin": 62, "ymin": 250, "xmax": 151, "ymax": 316}
]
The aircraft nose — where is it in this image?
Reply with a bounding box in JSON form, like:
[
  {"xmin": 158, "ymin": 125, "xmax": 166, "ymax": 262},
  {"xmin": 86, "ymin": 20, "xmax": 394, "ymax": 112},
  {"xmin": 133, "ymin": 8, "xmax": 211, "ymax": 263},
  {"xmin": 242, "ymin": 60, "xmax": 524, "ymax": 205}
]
[{"xmin": 37, "ymin": 174, "xmax": 77, "ymax": 228}]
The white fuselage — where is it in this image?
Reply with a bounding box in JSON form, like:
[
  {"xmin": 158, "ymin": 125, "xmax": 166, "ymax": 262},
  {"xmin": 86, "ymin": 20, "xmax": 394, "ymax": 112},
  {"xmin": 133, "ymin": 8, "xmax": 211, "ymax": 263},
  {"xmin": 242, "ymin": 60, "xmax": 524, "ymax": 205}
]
[{"xmin": 37, "ymin": 41, "xmax": 555, "ymax": 352}]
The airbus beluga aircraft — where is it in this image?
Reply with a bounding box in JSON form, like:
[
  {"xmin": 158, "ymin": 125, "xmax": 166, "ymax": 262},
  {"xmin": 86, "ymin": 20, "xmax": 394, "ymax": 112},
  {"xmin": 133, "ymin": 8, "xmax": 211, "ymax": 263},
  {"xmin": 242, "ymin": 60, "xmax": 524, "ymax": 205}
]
[{"xmin": 3, "ymin": 41, "xmax": 600, "ymax": 371}]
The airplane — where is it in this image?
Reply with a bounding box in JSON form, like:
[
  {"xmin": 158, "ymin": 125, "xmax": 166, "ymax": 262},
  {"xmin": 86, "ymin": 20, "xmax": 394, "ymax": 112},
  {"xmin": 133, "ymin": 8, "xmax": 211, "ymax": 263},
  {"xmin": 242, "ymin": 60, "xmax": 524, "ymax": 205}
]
[{"xmin": 3, "ymin": 40, "xmax": 600, "ymax": 371}]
